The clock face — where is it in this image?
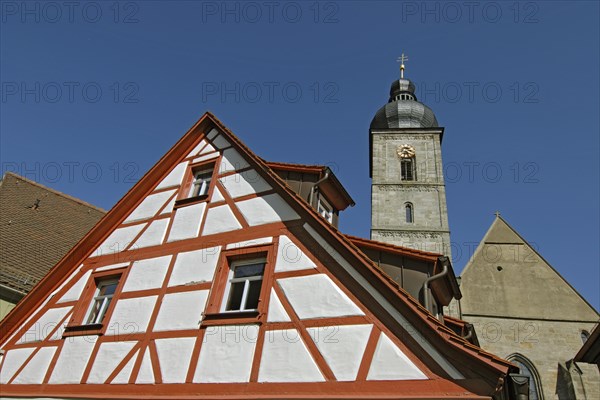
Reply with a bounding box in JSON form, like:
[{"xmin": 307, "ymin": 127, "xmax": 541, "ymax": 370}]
[{"xmin": 397, "ymin": 144, "xmax": 416, "ymax": 159}]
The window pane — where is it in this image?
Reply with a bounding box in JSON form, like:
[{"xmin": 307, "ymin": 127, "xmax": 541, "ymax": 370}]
[
  {"xmin": 245, "ymin": 279, "xmax": 263, "ymax": 310},
  {"xmin": 99, "ymin": 297, "xmax": 113, "ymax": 323},
  {"xmin": 233, "ymin": 263, "xmax": 264, "ymax": 278},
  {"xmin": 86, "ymin": 299, "xmax": 103, "ymax": 324},
  {"xmin": 99, "ymin": 282, "xmax": 118, "ymax": 296},
  {"xmin": 226, "ymin": 281, "xmax": 245, "ymax": 311}
]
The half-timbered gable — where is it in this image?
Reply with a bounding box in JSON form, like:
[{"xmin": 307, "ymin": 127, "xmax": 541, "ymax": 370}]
[{"xmin": 0, "ymin": 113, "xmax": 516, "ymax": 399}]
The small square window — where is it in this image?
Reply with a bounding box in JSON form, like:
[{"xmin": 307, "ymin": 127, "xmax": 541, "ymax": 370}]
[
  {"xmin": 85, "ymin": 278, "xmax": 119, "ymax": 325},
  {"xmin": 222, "ymin": 259, "xmax": 265, "ymax": 312}
]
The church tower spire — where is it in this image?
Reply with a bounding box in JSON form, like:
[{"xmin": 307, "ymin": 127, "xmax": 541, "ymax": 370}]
[{"xmin": 369, "ymin": 58, "xmax": 451, "ymax": 258}]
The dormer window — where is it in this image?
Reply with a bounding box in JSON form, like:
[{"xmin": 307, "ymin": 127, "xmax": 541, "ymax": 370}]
[{"xmin": 317, "ymin": 198, "xmax": 333, "ymax": 223}]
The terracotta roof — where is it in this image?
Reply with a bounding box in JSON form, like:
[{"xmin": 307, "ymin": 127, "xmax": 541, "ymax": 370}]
[
  {"xmin": 0, "ymin": 172, "xmax": 105, "ymax": 294},
  {"xmin": 263, "ymin": 160, "xmax": 327, "ymax": 174},
  {"xmin": 344, "ymin": 234, "xmax": 443, "ymax": 261}
]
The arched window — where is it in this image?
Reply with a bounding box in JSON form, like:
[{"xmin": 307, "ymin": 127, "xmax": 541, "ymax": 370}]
[
  {"xmin": 400, "ymin": 157, "xmax": 416, "ymax": 181},
  {"xmin": 507, "ymin": 354, "xmax": 543, "ymax": 400},
  {"xmin": 581, "ymin": 330, "xmax": 590, "ymax": 344},
  {"xmin": 405, "ymin": 203, "xmax": 414, "ymax": 223}
]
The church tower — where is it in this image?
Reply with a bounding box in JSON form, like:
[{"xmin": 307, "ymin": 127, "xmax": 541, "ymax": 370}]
[{"xmin": 369, "ymin": 58, "xmax": 451, "ymax": 258}]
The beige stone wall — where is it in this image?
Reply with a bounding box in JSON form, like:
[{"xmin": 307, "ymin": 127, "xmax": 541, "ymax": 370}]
[
  {"xmin": 370, "ymin": 130, "xmax": 451, "ymax": 259},
  {"xmin": 466, "ymin": 316, "xmax": 599, "ymax": 399},
  {"xmin": 0, "ymin": 298, "xmax": 17, "ymax": 321}
]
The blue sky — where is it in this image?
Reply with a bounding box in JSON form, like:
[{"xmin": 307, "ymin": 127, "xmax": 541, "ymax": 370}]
[{"xmin": 1, "ymin": 1, "xmax": 598, "ymax": 309}]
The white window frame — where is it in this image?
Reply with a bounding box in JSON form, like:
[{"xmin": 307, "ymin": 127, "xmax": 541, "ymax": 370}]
[
  {"xmin": 221, "ymin": 258, "xmax": 265, "ymax": 312},
  {"xmin": 317, "ymin": 197, "xmax": 333, "ymax": 223},
  {"xmin": 189, "ymin": 168, "xmax": 213, "ymax": 198},
  {"xmin": 84, "ymin": 278, "xmax": 119, "ymax": 325}
]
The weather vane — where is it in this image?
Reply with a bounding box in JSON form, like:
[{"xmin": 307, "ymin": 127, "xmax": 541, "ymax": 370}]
[{"xmin": 397, "ymin": 53, "xmax": 408, "ymax": 79}]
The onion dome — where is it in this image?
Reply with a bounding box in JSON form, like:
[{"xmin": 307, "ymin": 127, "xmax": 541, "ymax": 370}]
[{"xmin": 370, "ymin": 78, "xmax": 438, "ymax": 129}]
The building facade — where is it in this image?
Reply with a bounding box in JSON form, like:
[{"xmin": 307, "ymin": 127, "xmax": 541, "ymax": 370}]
[
  {"xmin": 0, "ymin": 112, "xmax": 520, "ymax": 399},
  {"xmin": 452, "ymin": 215, "xmax": 600, "ymax": 400}
]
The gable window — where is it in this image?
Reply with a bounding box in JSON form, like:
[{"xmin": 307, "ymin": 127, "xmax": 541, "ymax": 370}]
[
  {"xmin": 222, "ymin": 258, "xmax": 265, "ymax": 312},
  {"xmin": 64, "ymin": 269, "xmax": 124, "ymax": 337},
  {"xmin": 189, "ymin": 168, "xmax": 213, "ymax": 198},
  {"xmin": 581, "ymin": 330, "xmax": 590, "ymax": 344},
  {"xmin": 176, "ymin": 162, "xmax": 217, "ymax": 207},
  {"xmin": 405, "ymin": 203, "xmax": 414, "ymax": 223},
  {"xmin": 85, "ymin": 278, "xmax": 119, "ymax": 325},
  {"xmin": 401, "ymin": 158, "xmax": 416, "ymax": 181}
]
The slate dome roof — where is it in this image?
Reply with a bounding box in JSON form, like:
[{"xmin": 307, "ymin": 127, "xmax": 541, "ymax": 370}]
[{"xmin": 370, "ymin": 78, "xmax": 438, "ymax": 129}]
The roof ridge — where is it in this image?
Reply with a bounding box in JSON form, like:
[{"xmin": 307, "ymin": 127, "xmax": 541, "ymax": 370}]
[{"xmin": 2, "ymin": 172, "xmax": 107, "ymax": 213}]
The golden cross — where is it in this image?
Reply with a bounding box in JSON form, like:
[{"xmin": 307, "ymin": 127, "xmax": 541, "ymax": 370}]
[{"xmin": 397, "ymin": 53, "xmax": 408, "ymax": 79}]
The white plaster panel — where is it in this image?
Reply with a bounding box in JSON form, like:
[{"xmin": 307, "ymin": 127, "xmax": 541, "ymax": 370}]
[
  {"xmin": 187, "ymin": 139, "xmax": 207, "ymax": 158},
  {"xmin": 106, "ymin": 296, "xmax": 157, "ymax": 335},
  {"xmin": 17, "ymin": 306, "xmax": 71, "ymax": 344},
  {"xmin": 122, "ymin": 256, "xmax": 172, "ymax": 292},
  {"xmin": 112, "ymin": 350, "xmax": 138, "ymax": 384},
  {"xmin": 48, "ymin": 312, "xmax": 71, "ymax": 341},
  {"xmin": 0, "ymin": 347, "xmax": 35, "ymax": 384},
  {"xmin": 200, "ymin": 142, "xmax": 216, "ymax": 155},
  {"xmin": 212, "ymin": 134, "xmax": 231, "ymax": 149},
  {"xmin": 236, "ymin": 194, "xmax": 299, "ymax": 226},
  {"xmin": 12, "ymin": 346, "xmax": 57, "ymax": 384},
  {"xmin": 136, "ymin": 349, "xmax": 154, "ymax": 384},
  {"xmin": 267, "ymin": 289, "xmax": 291, "ymax": 322},
  {"xmin": 168, "ymin": 246, "xmax": 221, "ymax": 287},
  {"xmin": 258, "ymin": 329, "xmax": 325, "ymax": 382},
  {"xmin": 124, "ymin": 190, "xmax": 176, "ymax": 223},
  {"xmin": 278, "ymin": 274, "xmax": 364, "ymax": 319},
  {"xmin": 160, "ymin": 196, "xmax": 176, "ymax": 215},
  {"xmin": 87, "ymin": 341, "xmax": 137, "ymax": 384},
  {"xmin": 219, "ymin": 148, "xmax": 249, "ymax": 173},
  {"xmin": 167, "ymin": 202, "xmax": 206, "ymax": 242},
  {"xmin": 131, "ymin": 218, "xmax": 170, "ymax": 249},
  {"xmin": 95, "ymin": 262, "xmax": 130, "ymax": 273},
  {"xmin": 308, "ymin": 324, "xmax": 372, "ymax": 381},
  {"xmin": 201, "ymin": 204, "xmax": 242, "ymax": 236},
  {"xmin": 95, "ymin": 224, "xmax": 146, "ymax": 256},
  {"xmin": 275, "ymin": 235, "xmax": 317, "ymax": 272},
  {"xmin": 226, "ymin": 236, "xmax": 272, "ymax": 250},
  {"xmin": 57, "ymin": 270, "xmax": 91, "ymax": 303},
  {"xmin": 193, "ymin": 152, "xmax": 219, "ymax": 164},
  {"xmin": 49, "ymin": 264, "xmax": 82, "ymax": 299},
  {"xmin": 211, "ymin": 186, "xmax": 225, "ymax": 203},
  {"xmin": 207, "ymin": 128, "xmax": 219, "ymax": 140},
  {"xmin": 219, "ymin": 171, "xmax": 272, "ymax": 199},
  {"xmin": 153, "ymin": 290, "xmax": 208, "ymax": 331},
  {"xmin": 155, "ymin": 162, "xmax": 188, "ymax": 190},
  {"xmin": 367, "ymin": 333, "xmax": 427, "ymax": 380},
  {"xmin": 155, "ymin": 337, "xmax": 196, "ymax": 383},
  {"xmin": 49, "ymin": 335, "xmax": 98, "ymax": 384},
  {"xmin": 194, "ymin": 325, "xmax": 258, "ymax": 383}
]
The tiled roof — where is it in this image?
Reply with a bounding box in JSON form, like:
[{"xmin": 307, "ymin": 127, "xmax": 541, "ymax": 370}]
[{"xmin": 0, "ymin": 173, "xmax": 105, "ymax": 294}]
